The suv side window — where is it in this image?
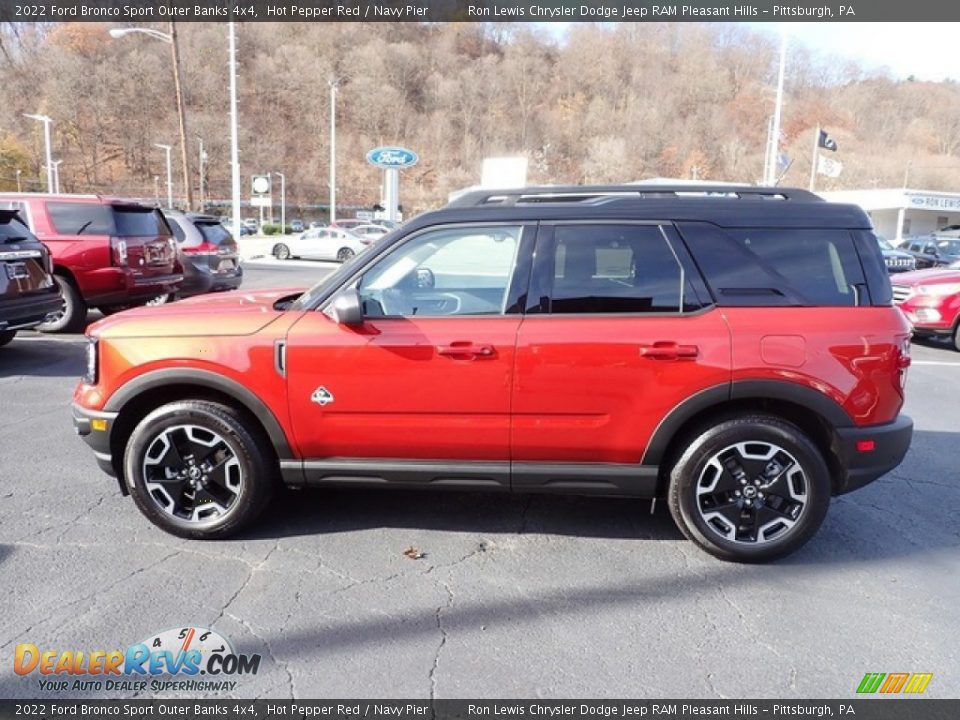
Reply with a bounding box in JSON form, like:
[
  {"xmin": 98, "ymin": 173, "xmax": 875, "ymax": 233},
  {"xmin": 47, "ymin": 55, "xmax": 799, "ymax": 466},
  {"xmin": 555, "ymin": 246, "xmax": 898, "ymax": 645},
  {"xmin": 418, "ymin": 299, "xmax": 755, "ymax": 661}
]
[
  {"xmin": 47, "ymin": 202, "xmax": 113, "ymax": 235},
  {"xmin": 678, "ymin": 224, "xmax": 867, "ymax": 307},
  {"xmin": 357, "ymin": 225, "xmax": 522, "ymax": 318},
  {"xmin": 538, "ymin": 224, "xmax": 696, "ymax": 314}
]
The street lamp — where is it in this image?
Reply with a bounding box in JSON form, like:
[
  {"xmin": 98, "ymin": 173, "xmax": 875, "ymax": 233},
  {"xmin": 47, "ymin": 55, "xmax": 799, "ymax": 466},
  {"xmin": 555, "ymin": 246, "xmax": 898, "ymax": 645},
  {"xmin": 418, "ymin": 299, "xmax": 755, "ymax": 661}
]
[
  {"xmin": 23, "ymin": 113, "xmax": 53, "ymax": 193},
  {"xmin": 228, "ymin": 21, "xmax": 241, "ymax": 240},
  {"xmin": 328, "ymin": 78, "xmax": 339, "ymax": 224},
  {"xmin": 109, "ymin": 24, "xmax": 193, "ymax": 209},
  {"xmin": 155, "ymin": 143, "xmax": 173, "ymax": 208},
  {"xmin": 274, "ymin": 171, "xmax": 285, "ymax": 233},
  {"xmin": 764, "ymin": 29, "xmax": 788, "ymax": 186},
  {"xmin": 198, "ymin": 137, "xmax": 208, "ymax": 212},
  {"xmin": 51, "ymin": 160, "xmax": 63, "ymax": 194}
]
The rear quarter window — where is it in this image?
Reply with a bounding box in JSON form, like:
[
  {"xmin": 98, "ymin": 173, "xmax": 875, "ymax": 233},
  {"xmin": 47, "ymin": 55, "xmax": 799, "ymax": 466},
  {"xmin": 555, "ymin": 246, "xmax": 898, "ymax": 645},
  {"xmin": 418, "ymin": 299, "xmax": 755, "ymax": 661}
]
[
  {"xmin": 47, "ymin": 202, "xmax": 113, "ymax": 235},
  {"xmin": 677, "ymin": 223, "xmax": 868, "ymax": 307}
]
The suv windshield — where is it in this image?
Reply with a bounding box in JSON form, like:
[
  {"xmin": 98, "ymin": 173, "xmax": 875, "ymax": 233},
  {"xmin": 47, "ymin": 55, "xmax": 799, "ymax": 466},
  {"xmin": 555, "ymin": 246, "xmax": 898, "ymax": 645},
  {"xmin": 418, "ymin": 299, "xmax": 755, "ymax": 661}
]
[{"xmin": 877, "ymin": 236, "xmax": 895, "ymax": 251}]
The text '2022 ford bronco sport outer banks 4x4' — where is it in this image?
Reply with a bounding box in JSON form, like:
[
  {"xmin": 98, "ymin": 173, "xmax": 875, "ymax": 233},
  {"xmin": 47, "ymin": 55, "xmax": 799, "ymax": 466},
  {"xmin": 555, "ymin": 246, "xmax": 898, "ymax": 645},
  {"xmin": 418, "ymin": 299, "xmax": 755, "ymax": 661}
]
[{"xmin": 72, "ymin": 186, "xmax": 913, "ymax": 562}]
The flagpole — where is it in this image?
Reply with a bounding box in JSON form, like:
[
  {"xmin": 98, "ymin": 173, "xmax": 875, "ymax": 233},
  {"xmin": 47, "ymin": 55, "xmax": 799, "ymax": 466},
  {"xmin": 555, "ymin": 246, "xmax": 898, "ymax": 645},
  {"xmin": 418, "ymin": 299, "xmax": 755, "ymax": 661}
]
[{"xmin": 809, "ymin": 125, "xmax": 820, "ymax": 192}]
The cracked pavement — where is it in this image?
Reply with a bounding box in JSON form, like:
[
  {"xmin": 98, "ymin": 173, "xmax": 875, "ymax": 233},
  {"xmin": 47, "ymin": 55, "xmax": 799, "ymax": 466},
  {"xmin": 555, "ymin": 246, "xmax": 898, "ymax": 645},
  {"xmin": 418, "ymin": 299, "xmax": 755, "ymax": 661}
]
[{"xmin": 0, "ymin": 264, "xmax": 958, "ymax": 699}]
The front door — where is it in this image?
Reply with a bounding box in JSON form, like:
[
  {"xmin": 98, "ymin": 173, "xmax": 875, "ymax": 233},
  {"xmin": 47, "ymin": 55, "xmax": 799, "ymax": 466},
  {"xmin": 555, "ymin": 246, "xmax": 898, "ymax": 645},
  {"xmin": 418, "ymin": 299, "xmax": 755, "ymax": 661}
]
[{"xmin": 285, "ymin": 223, "xmax": 531, "ymax": 488}]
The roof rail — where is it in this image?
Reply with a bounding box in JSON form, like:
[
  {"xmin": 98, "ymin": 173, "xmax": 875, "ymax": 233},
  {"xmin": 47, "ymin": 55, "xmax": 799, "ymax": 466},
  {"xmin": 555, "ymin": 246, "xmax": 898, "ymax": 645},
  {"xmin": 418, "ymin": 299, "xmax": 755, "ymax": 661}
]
[{"xmin": 446, "ymin": 184, "xmax": 822, "ymax": 208}]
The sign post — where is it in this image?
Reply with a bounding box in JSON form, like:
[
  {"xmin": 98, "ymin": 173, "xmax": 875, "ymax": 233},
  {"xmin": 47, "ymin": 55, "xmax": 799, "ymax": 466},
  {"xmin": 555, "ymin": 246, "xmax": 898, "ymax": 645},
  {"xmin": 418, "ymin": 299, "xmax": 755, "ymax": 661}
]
[{"xmin": 366, "ymin": 146, "xmax": 418, "ymax": 223}]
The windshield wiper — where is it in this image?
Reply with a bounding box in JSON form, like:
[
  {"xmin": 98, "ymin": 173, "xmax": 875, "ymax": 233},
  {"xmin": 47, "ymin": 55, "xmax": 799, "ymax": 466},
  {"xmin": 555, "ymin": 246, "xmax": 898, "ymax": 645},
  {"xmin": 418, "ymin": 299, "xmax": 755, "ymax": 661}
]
[
  {"xmin": 2, "ymin": 236, "xmax": 29, "ymax": 244},
  {"xmin": 75, "ymin": 221, "xmax": 93, "ymax": 235}
]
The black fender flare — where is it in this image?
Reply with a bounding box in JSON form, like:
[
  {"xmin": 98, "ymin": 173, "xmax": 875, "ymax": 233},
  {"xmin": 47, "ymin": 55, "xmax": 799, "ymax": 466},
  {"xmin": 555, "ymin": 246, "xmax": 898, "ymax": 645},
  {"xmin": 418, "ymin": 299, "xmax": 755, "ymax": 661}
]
[
  {"xmin": 104, "ymin": 368, "xmax": 294, "ymax": 459},
  {"xmin": 641, "ymin": 380, "xmax": 853, "ymax": 466}
]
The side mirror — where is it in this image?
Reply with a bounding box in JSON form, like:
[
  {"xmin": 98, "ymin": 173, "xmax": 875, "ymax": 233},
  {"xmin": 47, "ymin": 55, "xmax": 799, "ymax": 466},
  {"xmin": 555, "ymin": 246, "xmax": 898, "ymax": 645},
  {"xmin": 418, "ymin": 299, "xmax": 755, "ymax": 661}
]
[{"xmin": 329, "ymin": 288, "xmax": 364, "ymax": 325}]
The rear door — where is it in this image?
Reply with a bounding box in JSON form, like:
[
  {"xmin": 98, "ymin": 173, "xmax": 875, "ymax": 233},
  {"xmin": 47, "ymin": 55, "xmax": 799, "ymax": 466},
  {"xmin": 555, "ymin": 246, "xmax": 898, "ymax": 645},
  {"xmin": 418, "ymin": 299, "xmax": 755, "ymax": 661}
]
[{"xmin": 511, "ymin": 222, "xmax": 731, "ymax": 492}]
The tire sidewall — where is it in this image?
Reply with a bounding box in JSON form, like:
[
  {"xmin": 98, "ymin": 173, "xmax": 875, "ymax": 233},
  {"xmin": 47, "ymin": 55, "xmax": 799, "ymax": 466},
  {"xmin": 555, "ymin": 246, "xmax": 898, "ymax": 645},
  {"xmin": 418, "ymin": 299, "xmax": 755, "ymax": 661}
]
[
  {"xmin": 36, "ymin": 276, "xmax": 87, "ymax": 334},
  {"xmin": 670, "ymin": 416, "xmax": 831, "ymax": 563},
  {"xmin": 123, "ymin": 401, "xmax": 271, "ymax": 539}
]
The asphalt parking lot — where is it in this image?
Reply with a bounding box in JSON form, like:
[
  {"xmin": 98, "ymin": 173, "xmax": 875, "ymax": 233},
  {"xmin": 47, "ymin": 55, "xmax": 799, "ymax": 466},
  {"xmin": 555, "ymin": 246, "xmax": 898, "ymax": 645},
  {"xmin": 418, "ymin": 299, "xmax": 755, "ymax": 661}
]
[{"xmin": 1, "ymin": 261, "xmax": 957, "ymax": 700}]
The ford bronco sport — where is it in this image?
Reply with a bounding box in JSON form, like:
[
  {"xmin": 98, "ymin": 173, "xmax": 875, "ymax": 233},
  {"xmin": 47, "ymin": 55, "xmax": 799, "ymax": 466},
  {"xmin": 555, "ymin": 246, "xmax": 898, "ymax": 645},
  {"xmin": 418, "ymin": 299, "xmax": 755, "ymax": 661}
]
[{"xmin": 72, "ymin": 185, "xmax": 913, "ymax": 562}]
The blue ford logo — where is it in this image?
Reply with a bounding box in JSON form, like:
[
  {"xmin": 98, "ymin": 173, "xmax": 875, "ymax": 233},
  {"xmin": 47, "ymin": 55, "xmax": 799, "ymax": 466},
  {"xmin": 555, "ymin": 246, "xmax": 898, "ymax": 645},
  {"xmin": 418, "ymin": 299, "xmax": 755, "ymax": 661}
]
[{"xmin": 366, "ymin": 146, "xmax": 419, "ymax": 169}]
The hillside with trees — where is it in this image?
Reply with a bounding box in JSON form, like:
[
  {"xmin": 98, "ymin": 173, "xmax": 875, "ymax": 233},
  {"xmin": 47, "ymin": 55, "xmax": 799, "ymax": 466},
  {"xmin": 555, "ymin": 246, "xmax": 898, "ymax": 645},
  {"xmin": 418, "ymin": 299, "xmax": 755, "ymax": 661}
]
[{"xmin": 2, "ymin": 21, "xmax": 959, "ymax": 215}]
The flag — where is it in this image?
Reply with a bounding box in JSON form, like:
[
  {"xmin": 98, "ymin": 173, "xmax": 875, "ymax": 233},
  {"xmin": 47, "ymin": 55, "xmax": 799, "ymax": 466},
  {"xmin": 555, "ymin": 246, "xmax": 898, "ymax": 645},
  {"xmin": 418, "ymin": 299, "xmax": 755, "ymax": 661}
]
[
  {"xmin": 776, "ymin": 153, "xmax": 791, "ymax": 173},
  {"xmin": 818, "ymin": 129, "xmax": 838, "ymax": 152},
  {"xmin": 817, "ymin": 155, "xmax": 843, "ymax": 178}
]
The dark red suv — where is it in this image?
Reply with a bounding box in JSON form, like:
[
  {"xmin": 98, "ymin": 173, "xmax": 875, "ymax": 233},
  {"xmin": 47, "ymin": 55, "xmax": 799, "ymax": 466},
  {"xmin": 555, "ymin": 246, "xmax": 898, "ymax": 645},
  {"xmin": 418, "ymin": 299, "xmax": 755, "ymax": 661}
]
[
  {"xmin": 72, "ymin": 185, "xmax": 913, "ymax": 562},
  {"xmin": 0, "ymin": 194, "xmax": 182, "ymax": 332}
]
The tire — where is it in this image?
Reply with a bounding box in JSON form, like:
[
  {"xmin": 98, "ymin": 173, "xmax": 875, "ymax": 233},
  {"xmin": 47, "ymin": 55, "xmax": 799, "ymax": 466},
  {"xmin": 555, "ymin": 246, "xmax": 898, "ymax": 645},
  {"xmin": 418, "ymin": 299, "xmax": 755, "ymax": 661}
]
[
  {"xmin": 667, "ymin": 414, "xmax": 831, "ymax": 563},
  {"xmin": 36, "ymin": 275, "xmax": 87, "ymax": 334},
  {"xmin": 953, "ymin": 324, "xmax": 960, "ymax": 352},
  {"xmin": 123, "ymin": 400, "xmax": 276, "ymax": 539},
  {"xmin": 337, "ymin": 247, "xmax": 355, "ymax": 262},
  {"xmin": 273, "ymin": 243, "xmax": 290, "ymax": 260},
  {"xmin": 0, "ymin": 330, "xmax": 16, "ymax": 347}
]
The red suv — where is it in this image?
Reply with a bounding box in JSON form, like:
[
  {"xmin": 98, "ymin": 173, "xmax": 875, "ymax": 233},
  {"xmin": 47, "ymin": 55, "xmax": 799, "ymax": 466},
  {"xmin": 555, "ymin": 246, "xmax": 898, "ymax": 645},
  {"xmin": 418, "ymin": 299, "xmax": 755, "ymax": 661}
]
[
  {"xmin": 72, "ymin": 185, "xmax": 913, "ymax": 562},
  {"xmin": 0, "ymin": 194, "xmax": 181, "ymax": 332},
  {"xmin": 892, "ymin": 268, "xmax": 960, "ymax": 351}
]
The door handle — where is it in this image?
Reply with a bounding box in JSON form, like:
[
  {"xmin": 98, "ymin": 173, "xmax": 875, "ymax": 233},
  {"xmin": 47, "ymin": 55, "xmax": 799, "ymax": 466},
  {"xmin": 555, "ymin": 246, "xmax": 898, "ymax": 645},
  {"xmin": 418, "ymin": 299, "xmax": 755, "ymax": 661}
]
[
  {"xmin": 639, "ymin": 342, "xmax": 699, "ymax": 361},
  {"xmin": 437, "ymin": 342, "xmax": 496, "ymax": 359}
]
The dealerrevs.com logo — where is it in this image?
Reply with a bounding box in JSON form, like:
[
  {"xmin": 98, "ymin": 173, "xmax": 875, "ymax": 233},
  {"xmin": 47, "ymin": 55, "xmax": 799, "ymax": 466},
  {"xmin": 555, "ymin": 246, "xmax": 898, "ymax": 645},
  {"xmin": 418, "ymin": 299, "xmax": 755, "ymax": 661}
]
[{"xmin": 14, "ymin": 627, "xmax": 260, "ymax": 693}]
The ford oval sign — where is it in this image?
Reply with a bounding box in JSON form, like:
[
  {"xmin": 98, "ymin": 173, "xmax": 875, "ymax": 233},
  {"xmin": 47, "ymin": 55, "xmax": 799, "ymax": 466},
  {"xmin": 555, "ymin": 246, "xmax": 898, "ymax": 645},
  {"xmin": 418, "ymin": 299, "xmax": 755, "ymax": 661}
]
[{"xmin": 366, "ymin": 146, "xmax": 419, "ymax": 169}]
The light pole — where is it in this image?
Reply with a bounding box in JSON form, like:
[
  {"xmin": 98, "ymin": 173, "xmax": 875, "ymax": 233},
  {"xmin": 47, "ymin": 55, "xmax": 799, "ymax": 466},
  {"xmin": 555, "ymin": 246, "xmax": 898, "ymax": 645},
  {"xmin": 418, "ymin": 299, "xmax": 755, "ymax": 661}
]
[
  {"xmin": 228, "ymin": 21, "xmax": 241, "ymax": 238},
  {"xmin": 155, "ymin": 144, "xmax": 173, "ymax": 208},
  {"xmin": 765, "ymin": 30, "xmax": 788, "ymax": 186},
  {"xmin": 198, "ymin": 138, "xmax": 207, "ymax": 212},
  {"xmin": 52, "ymin": 160, "xmax": 63, "ymax": 194},
  {"xmin": 328, "ymin": 78, "xmax": 339, "ymax": 224},
  {"xmin": 23, "ymin": 113, "xmax": 53, "ymax": 193},
  {"xmin": 109, "ymin": 25, "xmax": 193, "ymax": 210},
  {"xmin": 275, "ymin": 171, "xmax": 285, "ymax": 233}
]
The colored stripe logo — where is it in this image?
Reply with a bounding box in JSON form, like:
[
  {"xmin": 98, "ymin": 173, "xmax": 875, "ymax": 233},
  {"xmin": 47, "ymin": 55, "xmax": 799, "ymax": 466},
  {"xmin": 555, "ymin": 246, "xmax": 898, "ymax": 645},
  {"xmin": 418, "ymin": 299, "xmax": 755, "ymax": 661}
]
[{"xmin": 857, "ymin": 672, "xmax": 933, "ymax": 694}]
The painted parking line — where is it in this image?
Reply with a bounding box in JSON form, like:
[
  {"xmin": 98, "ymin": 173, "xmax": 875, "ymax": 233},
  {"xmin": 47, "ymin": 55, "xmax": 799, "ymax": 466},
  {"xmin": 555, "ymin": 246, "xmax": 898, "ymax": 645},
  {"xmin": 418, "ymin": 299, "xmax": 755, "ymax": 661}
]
[
  {"xmin": 911, "ymin": 361, "xmax": 960, "ymax": 367},
  {"xmin": 12, "ymin": 335, "xmax": 87, "ymax": 344}
]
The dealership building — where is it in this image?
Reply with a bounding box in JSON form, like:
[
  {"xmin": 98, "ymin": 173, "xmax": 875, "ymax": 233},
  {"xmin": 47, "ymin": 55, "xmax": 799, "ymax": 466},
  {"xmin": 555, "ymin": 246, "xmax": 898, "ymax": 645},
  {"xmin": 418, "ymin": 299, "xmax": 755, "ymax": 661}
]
[{"xmin": 820, "ymin": 188, "xmax": 960, "ymax": 241}]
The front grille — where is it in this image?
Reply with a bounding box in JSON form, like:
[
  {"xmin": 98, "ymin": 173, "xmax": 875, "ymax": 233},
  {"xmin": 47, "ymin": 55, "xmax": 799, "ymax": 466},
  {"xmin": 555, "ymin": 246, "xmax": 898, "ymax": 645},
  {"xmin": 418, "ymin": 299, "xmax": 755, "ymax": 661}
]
[
  {"xmin": 892, "ymin": 285, "xmax": 912, "ymax": 303},
  {"xmin": 885, "ymin": 257, "xmax": 915, "ymax": 269}
]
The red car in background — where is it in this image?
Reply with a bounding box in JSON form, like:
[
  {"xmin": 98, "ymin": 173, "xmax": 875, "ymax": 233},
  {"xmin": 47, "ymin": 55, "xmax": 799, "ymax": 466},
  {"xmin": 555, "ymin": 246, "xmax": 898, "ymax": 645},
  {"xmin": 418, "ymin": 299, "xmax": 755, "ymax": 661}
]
[
  {"xmin": 892, "ymin": 268, "xmax": 960, "ymax": 351},
  {"xmin": 0, "ymin": 194, "xmax": 182, "ymax": 333}
]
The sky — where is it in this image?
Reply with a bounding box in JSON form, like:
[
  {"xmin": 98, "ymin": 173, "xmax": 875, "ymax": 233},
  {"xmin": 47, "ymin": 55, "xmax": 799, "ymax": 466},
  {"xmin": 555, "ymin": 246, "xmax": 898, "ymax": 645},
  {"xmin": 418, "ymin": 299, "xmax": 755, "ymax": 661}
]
[
  {"xmin": 749, "ymin": 23, "xmax": 959, "ymax": 82},
  {"xmin": 547, "ymin": 22, "xmax": 959, "ymax": 82}
]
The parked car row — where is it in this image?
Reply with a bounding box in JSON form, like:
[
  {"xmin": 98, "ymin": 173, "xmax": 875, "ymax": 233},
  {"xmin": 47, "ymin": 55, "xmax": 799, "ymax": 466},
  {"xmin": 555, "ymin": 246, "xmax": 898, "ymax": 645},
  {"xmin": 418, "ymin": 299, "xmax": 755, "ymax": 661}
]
[
  {"xmin": 271, "ymin": 222, "xmax": 394, "ymax": 263},
  {"xmin": 0, "ymin": 193, "xmax": 243, "ymax": 340}
]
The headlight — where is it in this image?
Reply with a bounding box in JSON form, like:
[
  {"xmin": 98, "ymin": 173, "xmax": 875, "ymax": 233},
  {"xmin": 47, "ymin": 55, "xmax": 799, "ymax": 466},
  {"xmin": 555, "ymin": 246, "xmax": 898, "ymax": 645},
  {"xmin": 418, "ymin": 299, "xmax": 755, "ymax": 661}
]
[
  {"xmin": 916, "ymin": 283, "xmax": 960, "ymax": 297},
  {"xmin": 84, "ymin": 339, "xmax": 98, "ymax": 384}
]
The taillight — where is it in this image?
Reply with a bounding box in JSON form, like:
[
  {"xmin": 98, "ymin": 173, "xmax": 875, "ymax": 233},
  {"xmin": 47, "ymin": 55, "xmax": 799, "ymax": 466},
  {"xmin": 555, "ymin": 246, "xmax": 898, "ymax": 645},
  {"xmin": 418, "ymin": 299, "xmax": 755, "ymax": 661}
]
[
  {"xmin": 111, "ymin": 237, "xmax": 128, "ymax": 266},
  {"xmin": 182, "ymin": 241, "xmax": 219, "ymax": 257},
  {"xmin": 898, "ymin": 337, "xmax": 911, "ymax": 389},
  {"xmin": 42, "ymin": 245, "xmax": 54, "ymax": 274}
]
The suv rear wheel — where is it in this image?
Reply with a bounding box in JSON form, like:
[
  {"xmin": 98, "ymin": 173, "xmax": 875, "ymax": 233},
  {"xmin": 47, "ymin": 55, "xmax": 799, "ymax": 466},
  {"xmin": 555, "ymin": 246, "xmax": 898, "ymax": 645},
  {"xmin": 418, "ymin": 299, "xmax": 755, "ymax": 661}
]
[
  {"xmin": 0, "ymin": 330, "xmax": 16, "ymax": 347},
  {"xmin": 668, "ymin": 415, "xmax": 831, "ymax": 563},
  {"xmin": 37, "ymin": 275, "xmax": 87, "ymax": 334},
  {"xmin": 123, "ymin": 400, "xmax": 275, "ymax": 539}
]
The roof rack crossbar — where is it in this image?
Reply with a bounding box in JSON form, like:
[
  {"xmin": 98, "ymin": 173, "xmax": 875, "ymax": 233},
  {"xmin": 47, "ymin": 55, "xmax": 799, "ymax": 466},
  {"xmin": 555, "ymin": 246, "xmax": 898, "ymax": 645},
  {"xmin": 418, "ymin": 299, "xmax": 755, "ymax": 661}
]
[{"xmin": 447, "ymin": 184, "xmax": 822, "ymax": 208}]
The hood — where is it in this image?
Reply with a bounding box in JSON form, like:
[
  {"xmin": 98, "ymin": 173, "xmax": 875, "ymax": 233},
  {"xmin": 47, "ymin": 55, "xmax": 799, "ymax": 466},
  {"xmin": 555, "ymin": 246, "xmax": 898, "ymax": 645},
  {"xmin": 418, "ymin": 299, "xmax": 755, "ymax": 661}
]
[
  {"xmin": 890, "ymin": 268, "xmax": 960, "ymax": 286},
  {"xmin": 89, "ymin": 287, "xmax": 305, "ymax": 339}
]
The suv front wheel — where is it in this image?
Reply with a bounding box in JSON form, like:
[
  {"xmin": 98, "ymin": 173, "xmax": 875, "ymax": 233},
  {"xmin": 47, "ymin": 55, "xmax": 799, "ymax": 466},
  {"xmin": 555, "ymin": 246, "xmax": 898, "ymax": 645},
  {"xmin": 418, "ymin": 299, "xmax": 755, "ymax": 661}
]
[
  {"xmin": 668, "ymin": 415, "xmax": 831, "ymax": 563},
  {"xmin": 123, "ymin": 400, "xmax": 276, "ymax": 539}
]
